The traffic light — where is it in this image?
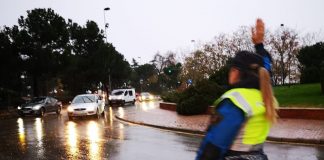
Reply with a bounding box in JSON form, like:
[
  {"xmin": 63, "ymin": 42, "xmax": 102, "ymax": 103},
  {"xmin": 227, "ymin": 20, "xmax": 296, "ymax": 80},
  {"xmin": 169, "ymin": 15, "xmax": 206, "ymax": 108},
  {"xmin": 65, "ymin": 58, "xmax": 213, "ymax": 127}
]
[{"xmin": 164, "ymin": 67, "xmax": 173, "ymax": 75}]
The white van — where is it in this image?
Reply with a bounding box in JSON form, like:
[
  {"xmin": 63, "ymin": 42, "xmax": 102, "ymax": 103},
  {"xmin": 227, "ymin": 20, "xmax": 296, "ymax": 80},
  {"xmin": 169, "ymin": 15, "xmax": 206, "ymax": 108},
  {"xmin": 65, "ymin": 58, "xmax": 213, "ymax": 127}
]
[{"xmin": 109, "ymin": 88, "xmax": 136, "ymax": 106}]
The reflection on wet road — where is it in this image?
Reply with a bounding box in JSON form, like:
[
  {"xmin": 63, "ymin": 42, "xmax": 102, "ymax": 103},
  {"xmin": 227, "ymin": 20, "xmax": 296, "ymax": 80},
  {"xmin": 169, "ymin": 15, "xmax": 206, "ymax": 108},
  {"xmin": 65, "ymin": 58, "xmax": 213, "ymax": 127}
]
[{"xmin": 0, "ymin": 101, "xmax": 323, "ymax": 160}]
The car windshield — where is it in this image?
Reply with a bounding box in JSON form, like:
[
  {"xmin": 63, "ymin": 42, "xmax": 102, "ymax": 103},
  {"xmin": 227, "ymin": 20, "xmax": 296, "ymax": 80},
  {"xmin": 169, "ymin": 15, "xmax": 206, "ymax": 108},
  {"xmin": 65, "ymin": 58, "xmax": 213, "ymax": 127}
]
[
  {"xmin": 72, "ymin": 95, "xmax": 95, "ymax": 104},
  {"xmin": 29, "ymin": 97, "xmax": 46, "ymax": 103},
  {"xmin": 112, "ymin": 91, "xmax": 124, "ymax": 96},
  {"xmin": 141, "ymin": 92, "xmax": 150, "ymax": 96}
]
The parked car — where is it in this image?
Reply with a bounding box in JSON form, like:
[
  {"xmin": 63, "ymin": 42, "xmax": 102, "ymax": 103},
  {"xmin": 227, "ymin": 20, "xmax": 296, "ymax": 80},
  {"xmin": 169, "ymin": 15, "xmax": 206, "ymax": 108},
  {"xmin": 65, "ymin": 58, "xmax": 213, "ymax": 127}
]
[
  {"xmin": 109, "ymin": 88, "xmax": 136, "ymax": 106},
  {"xmin": 138, "ymin": 92, "xmax": 155, "ymax": 102},
  {"xmin": 67, "ymin": 94, "xmax": 105, "ymax": 120},
  {"xmin": 17, "ymin": 96, "xmax": 62, "ymax": 117}
]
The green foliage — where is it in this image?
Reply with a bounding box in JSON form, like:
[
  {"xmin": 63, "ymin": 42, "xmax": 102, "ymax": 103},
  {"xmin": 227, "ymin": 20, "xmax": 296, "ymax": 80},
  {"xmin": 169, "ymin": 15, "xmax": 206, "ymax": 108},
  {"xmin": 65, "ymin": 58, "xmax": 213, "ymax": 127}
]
[
  {"xmin": 274, "ymin": 83, "xmax": 324, "ymax": 108},
  {"xmin": 209, "ymin": 65, "xmax": 230, "ymax": 86},
  {"xmin": 13, "ymin": 8, "xmax": 70, "ymax": 96},
  {"xmin": 0, "ymin": 29, "xmax": 22, "ymax": 95},
  {"xmin": 176, "ymin": 80, "xmax": 225, "ymax": 115},
  {"xmin": 209, "ymin": 58, "xmax": 232, "ymax": 86},
  {"xmin": 129, "ymin": 63, "xmax": 157, "ymax": 92},
  {"xmin": 298, "ymin": 42, "xmax": 324, "ymax": 84},
  {"xmin": 0, "ymin": 8, "xmax": 132, "ymax": 104},
  {"xmin": 300, "ymin": 66, "xmax": 320, "ymax": 83},
  {"xmin": 162, "ymin": 63, "xmax": 182, "ymax": 90},
  {"xmin": 161, "ymin": 91, "xmax": 181, "ymax": 104},
  {"xmin": 321, "ymin": 63, "xmax": 324, "ymax": 93}
]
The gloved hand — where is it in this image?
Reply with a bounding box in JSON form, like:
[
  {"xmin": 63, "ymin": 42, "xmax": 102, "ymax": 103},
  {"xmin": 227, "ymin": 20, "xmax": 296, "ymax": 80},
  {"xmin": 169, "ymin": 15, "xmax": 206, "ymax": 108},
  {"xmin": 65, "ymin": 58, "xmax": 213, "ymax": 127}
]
[{"xmin": 251, "ymin": 18, "xmax": 265, "ymax": 44}]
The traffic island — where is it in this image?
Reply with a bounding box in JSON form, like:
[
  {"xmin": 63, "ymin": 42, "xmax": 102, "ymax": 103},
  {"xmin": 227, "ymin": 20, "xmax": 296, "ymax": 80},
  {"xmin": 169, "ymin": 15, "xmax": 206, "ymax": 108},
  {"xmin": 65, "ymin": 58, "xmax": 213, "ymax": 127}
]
[{"xmin": 160, "ymin": 102, "xmax": 324, "ymax": 120}]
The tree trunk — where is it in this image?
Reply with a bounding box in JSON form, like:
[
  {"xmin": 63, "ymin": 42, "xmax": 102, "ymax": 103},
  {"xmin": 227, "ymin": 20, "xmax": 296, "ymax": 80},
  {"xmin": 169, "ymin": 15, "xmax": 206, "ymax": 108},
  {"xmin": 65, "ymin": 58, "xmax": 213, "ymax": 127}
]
[
  {"xmin": 280, "ymin": 53, "xmax": 285, "ymax": 85},
  {"xmin": 321, "ymin": 64, "xmax": 324, "ymax": 94},
  {"xmin": 33, "ymin": 76, "xmax": 39, "ymax": 97},
  {"xmin": 321, "ymin": 80, "xmax": 324, "ymax": 94}
]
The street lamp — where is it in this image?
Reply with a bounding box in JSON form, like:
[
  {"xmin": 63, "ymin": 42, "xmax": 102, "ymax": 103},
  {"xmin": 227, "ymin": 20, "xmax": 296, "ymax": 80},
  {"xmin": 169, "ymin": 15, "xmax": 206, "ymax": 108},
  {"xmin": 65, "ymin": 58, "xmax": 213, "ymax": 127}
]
[
  {"xmin": 137, "ymin": 57, "xmax": 141, "ymax": 65},
  {"xmin": 191, "ymin": 39, "xmax": 197, "ymax": 52},
  {"xmin": 103, "ymin": 7, "xmax": 112, "ymax": 92},
  {"xmin": 103, "ymin": 7, "xmax": 110, "ymax": 42}
]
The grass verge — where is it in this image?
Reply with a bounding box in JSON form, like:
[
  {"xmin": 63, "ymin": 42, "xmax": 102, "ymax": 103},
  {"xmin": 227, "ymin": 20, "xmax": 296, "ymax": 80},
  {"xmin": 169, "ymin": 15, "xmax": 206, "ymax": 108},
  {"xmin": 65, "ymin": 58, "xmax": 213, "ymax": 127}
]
[{"xmin": 274, "ymin": 83, "xmax": 324, "ymax": 108}]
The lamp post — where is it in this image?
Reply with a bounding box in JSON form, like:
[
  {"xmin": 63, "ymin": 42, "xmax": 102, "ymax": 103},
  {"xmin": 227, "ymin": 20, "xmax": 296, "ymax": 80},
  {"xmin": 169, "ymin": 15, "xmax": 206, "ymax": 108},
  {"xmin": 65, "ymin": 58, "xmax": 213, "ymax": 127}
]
[
  {"xmin": 190, "ymin": 39, "xmax": 197, "ymax": 53},
  {"xmin": 103, "ymin": 7, "xmax": 112, "ymax": 92},
  {"xmin": 137, "ymin": 56, "xmax": 141, "ymax": 65},
  {"xmin": 103, "ymin": 7, "xmax": 110, "ymax": 42},
  {"xmin": 279, "ymin": 23, "xmax": 287, "ymax": 86}
]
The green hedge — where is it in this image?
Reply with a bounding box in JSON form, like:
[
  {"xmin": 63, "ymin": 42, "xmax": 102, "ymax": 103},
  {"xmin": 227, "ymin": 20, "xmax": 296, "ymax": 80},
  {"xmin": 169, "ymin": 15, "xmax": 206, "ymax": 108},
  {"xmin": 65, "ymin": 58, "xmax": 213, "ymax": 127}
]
[
  {"xmin": 162, "ymin": 80, "xmax": 225, "ymax": 115},
  {"xmin": 161, "ymin": 91, "xmax": 182, "ymax": 104}
]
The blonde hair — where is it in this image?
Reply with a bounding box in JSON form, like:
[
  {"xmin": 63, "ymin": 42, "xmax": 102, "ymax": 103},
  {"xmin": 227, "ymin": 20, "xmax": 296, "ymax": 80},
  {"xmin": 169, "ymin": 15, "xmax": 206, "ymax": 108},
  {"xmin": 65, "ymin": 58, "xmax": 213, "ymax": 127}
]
[{"xmin": 258, "ymin": 67, "xmax": 278, "ymax": 123}]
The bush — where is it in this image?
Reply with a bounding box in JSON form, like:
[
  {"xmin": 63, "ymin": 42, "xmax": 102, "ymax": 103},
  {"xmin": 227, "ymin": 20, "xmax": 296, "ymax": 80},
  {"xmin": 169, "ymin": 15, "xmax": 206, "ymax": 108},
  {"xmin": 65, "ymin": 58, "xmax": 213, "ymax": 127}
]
[
  {"xmin": 300, "ymin": 66, "xmax": 320, "ymax": 84},
  {"xmin": 161, "ymin": 91, "xmax": 181, "ymax": 103},
  {"xmin": 209, "ymin": 65, "xmax": 230, "ymax": 86},
  {"xmin": 176, "ymin": 80, "xmax": 225, "ymax": 115}
]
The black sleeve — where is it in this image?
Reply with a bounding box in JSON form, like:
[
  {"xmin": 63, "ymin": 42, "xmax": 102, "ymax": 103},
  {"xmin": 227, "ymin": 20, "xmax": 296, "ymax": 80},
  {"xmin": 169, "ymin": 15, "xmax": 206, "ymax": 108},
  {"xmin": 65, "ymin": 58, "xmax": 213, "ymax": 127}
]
[
  {"xmin": 255, "ymin": 43, "xmax": 272, "ymax": 62},
  {"xmin": 255, "ymin": 43, "xmax": 273, "ymax": 75}
]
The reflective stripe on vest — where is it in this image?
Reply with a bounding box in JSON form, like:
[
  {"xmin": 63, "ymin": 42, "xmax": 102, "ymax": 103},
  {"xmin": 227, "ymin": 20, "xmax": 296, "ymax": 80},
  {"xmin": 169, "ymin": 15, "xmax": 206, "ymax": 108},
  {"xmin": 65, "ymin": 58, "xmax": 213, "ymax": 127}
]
[
  {"xmin": 213, "ymin": 88, "xmax": 270, "ymax": 148},
  {"xmin": 228, "ymin": 92, "xmax": 253, "ymax": 117}
]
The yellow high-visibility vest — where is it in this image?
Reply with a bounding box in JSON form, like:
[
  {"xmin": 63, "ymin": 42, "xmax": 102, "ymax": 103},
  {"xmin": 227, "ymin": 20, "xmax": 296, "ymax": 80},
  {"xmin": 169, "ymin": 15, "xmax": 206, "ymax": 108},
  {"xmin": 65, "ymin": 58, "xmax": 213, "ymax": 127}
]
[{"xmin": 214, "ymin": 88, "xmax": 270, "ymax": 151}]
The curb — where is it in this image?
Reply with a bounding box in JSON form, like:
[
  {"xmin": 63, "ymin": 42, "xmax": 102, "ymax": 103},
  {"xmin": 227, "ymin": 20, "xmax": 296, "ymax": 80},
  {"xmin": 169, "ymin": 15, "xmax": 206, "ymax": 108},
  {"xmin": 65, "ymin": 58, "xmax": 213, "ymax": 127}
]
[
  {"xmin": 160, "ymin": 102, "xmax": 324, "ymax": 120},
  {"xmin": 115, "ymin": 115, "xmax": 205, "ymax": 135},
  {"xmin": 115, "ymin": 115, "xmax": 324, "ymax": 145},
  {"xmin": 0, "ymin": 113, "xmax": 18, "ymax": 119},
  {"xmin": 266, "ymin": 136, "xmax": 324, "ymax": 145}
]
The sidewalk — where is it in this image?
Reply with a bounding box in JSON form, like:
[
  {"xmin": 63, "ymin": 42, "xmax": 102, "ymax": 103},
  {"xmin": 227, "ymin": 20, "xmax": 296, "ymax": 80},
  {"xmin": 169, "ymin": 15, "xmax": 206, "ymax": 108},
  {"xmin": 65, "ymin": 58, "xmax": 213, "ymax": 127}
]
[
  {"xmin": 0, "ymin": 108, "xmax": 18, "ymax": 119},
  {"xmin": 115, "ymin": 106, "xmax": 324, "ymax": 145}
]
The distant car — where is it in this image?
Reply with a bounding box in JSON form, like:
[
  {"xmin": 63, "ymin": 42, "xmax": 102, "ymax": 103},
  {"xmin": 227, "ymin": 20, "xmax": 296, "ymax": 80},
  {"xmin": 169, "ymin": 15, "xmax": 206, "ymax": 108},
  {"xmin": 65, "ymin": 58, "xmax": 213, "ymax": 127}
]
[
  {"xmin": 139, "ymin": 92, "xmax": 155, "ymax": 102},
  {"xmin": 67, "ymin": 94, "xmax": 105, "ymax": 120},
  {"xmin": 135, "ymin": 92, "xmax": 140, "ymax": 101},
  {"xmin": 17, "ymin": 96, "xmax": 62, "ymax": 117},
  {"xmin": 109, "ymin": 88, "xmax": 136, "ymax": 106}
]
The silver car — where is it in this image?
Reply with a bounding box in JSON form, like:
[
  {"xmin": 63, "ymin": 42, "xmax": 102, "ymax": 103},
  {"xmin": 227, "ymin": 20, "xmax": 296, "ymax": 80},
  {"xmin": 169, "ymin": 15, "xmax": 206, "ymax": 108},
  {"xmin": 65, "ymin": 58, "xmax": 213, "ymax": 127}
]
[
  {"xmin": 67, "ymin": 94, "xmax": 105, "ymax": 120},
  {"xmin": 17, "ymin": 96, "xmax": 62, "ymax": 117}
]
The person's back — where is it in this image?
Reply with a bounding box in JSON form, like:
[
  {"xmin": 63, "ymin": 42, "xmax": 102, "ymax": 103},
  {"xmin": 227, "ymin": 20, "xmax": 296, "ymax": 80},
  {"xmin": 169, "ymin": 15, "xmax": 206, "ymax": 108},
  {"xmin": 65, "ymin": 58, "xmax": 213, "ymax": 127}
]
[{"xmin": 196, "ymin": 19, "xmax": 277, "ymax": 160}]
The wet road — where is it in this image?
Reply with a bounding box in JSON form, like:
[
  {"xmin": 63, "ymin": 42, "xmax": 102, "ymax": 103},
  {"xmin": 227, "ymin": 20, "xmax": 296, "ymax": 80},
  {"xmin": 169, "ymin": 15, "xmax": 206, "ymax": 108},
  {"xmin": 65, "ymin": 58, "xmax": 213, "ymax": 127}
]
[{"xmin": 0, "ymin": 102, "xmax": 323, "ymax": 160}]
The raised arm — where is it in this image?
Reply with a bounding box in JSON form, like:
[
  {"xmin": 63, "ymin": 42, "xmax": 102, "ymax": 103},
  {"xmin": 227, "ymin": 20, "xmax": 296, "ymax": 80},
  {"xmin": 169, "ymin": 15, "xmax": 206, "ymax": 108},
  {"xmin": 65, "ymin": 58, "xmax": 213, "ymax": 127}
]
[{"xmin": 252, "ymin": 19, "xmax": 272, "ymax": 74}]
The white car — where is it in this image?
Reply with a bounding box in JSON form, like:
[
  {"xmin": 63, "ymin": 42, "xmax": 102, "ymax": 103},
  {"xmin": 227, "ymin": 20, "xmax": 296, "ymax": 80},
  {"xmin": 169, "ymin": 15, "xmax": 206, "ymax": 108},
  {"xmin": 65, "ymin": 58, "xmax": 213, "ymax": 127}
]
[
  {"xmin": 109, "ymin": 88, "xmax": 136, "ymax": 106},
  {"xmin": 67, "ymin": 94, "xmax": 105, "ymax": 119},
  {"xmin": 139, "ymin": 92, "xmax": 155, "ymax": 102}
]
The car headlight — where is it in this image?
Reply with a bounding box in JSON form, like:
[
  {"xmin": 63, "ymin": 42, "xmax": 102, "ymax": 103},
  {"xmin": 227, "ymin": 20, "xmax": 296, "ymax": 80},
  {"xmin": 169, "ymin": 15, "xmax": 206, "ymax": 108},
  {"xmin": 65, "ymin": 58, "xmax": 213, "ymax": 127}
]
[
  {"xmin": 67, "ymin": 106, "xmax": 74, "ymax": 112},
  {"xmin": 32, "ymin": 104, "xmax": 42, "ymax": 110},
  {"xmin": 17, "ymin": 106, "xmax": 21, "ymax": 110}
]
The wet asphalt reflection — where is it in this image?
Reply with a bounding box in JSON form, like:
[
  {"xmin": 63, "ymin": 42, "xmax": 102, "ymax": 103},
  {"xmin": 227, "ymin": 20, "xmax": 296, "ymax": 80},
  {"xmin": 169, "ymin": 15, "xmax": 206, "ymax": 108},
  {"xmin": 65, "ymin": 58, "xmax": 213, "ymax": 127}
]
[
  {"xmin": 0, "ymin": 101, "xmax": 323, "ymax": 160},
  {"xmin": 0, "ymin": 102, "xmax": 199, "ymax": 160}
]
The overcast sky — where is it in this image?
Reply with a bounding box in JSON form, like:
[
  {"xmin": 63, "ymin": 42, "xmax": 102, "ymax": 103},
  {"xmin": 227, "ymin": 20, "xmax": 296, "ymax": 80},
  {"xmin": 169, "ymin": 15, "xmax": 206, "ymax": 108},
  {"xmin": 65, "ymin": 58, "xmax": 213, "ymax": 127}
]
[{"xmin": 1, "ymin": 0, "xmax": 324, "ymax": 64}]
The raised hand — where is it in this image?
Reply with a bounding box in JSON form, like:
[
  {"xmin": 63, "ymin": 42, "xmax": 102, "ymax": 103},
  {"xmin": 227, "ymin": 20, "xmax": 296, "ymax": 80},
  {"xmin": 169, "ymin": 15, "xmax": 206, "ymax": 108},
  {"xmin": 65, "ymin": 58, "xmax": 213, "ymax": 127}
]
[{"xmin": 251, "ymin": 18, "xmax": 265, "ymax": 44}]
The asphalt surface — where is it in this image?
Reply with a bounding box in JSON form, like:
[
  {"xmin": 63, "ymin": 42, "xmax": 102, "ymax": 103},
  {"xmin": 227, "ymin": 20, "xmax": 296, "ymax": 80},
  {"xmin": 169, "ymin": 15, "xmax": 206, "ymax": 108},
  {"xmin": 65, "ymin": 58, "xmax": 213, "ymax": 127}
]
[{"xmin": 0, "ymin": 102, "xmax": 323, "ymax": 160}]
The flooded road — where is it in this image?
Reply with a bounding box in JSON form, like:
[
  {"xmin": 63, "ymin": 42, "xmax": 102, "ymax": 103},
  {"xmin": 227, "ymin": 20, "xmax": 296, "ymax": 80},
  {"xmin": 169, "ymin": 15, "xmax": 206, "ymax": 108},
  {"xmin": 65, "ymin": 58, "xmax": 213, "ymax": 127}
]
[{"xmin": 0, "ymin": 102, "xmax": 323, "ymax": 160}]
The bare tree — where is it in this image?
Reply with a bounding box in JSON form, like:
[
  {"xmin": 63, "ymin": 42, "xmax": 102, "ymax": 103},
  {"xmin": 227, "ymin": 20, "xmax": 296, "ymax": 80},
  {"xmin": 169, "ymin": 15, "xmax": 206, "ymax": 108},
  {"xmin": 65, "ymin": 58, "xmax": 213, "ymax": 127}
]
[
  {"xmin": 203, "ymin": 34, "xmax": 230, "ymax": 73},
  {"xmin": 151, "ymin": 51, "xmax": 177, "ymax": 74},
  {"xmin": 180, "ymin": 50, "xmax": 210, "ymax": 84},
  {"xmin": 180, "ymin": 28, "xmax": 253, "ymax": 84},
  {"xmin": 179, "ymin": 25, "xmax": 314, "ymax": 86},
  {"xmin": 228, "ymin": 26, "xmax": 254, "ymax": 53},
  {"xmin": 269, "ymin": 27, "xmax": 300, "ymax": 85}
]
